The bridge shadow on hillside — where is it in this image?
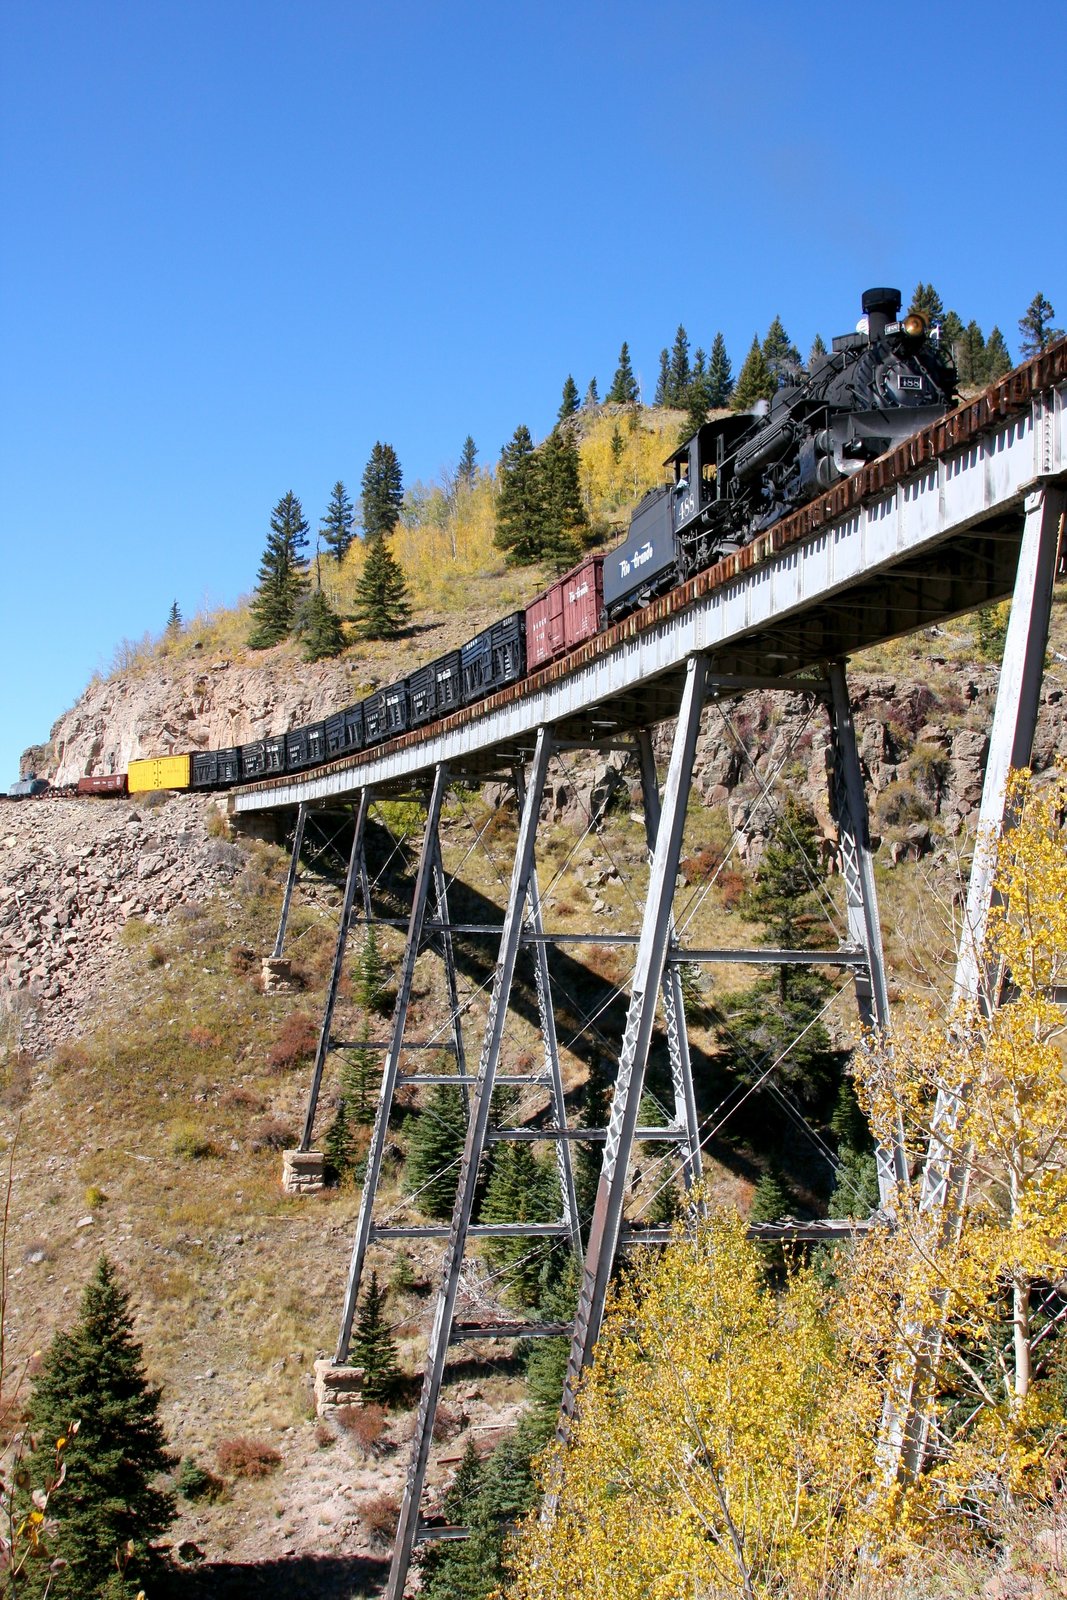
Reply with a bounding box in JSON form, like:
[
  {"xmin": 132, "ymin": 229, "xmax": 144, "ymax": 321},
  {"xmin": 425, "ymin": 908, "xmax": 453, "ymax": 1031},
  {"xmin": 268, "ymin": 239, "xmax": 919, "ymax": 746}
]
[{"xmin": 159, "ymin": 1552, "xmax": 389, "ymax": 1599}]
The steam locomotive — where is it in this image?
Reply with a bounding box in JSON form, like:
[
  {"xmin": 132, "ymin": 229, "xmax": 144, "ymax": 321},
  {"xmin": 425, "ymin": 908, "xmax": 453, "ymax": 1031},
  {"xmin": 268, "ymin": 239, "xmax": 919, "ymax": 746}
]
[
  {"xmin": 602, "ymin": 286, "xmax": 957, "ymax": 621},
  {"xmin": 15, "ymin": 288, "xmax": 959, "ymax": 800}
]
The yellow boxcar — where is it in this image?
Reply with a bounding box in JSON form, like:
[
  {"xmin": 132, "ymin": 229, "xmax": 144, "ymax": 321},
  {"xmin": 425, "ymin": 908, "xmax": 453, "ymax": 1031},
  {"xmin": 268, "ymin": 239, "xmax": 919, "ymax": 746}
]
[{"xmin": 127, "ymin": 754, "xmax": 191, "ymax": 793}]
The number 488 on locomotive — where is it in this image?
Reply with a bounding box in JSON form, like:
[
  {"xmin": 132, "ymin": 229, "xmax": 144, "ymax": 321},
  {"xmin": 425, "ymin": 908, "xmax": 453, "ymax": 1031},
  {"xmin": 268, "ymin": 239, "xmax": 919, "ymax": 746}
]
[{"xmin": 601, "ymin": 287, "xmax": 957, "ymax": 624}]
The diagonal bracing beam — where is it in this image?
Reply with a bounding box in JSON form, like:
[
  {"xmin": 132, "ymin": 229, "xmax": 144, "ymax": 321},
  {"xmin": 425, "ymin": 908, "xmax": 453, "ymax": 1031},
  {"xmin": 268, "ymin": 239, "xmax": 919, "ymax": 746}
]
[
  {"xmin": 272, "ymin": 803, "xmax": 308, "ymax": 959},
  {"xmin": 384, "ymin": 729, "xmax": 554, "ymax": 1600},
  {"xmin": 334, "ymin": 764, "xmax": 451, "ymax": 1361}
]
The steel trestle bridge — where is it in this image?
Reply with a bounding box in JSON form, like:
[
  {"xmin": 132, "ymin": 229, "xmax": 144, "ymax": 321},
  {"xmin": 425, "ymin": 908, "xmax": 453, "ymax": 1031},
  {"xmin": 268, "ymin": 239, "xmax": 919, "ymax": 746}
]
[{"xmin": 233, "ymin": 349, "xmax": 1066, "ymax": 1598}]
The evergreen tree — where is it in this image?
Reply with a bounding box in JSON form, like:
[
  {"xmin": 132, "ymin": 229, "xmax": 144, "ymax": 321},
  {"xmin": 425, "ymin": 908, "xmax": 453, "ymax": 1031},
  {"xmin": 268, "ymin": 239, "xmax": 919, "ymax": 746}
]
[
  {"xmin": 323, "ymin": 1096, "xmax": 355, "ymax": 1184},
  {"xmin": 407, "ymin": 1083, "xmax": 467, "ymax": 1218},
  {"xmin": 827, "ymin": 1079, "xmax": 879, "ymax": 1220},
  {"xmin": 606, "ymin": 342, "xmax": 638, "ymax": 405},
  {"xmin": 653, "ymin": 348, "xmax": 670, "ymax": 407},
  {"xmin": 680, "ymin": 370, "xmax": 710, "ymax": 443},
  {"xmin": 1018, "ymin": 293, "xmax": 1063, "ymax": 356},
  {"xmin": 353, "ymin": 532, "xmax": 411, "ymax": 639},
  {"xmin": 350, "ymin": 1270, "xmax": 400, "ymax": 1403},
  {"xmin": 984, "ymin": 325, "xmax": 1012, "ymax": 380},
  {"xmin": 908, "ymin": 282, "xmax": 945, "ymax": 325},
  {"xmin": 761, "ymin": 314, "xmax": 799, "ymax": 371},
  {"xmin": 357, "ymin": 925, "xmax": 388, "ymax": 1015},
  {"xmin": 248, "ymin": 491, "xmax": 310, "ymax": 649},
  {"xmin": 297, "ymin": 585, "xmax": 346, "ymax": 661},
  {"xmin": 457, "ymin": 434, "xmax": 478, "ymax": 487},
  {"xmin": 536, "ymin": 426, "xmax": 588, "ymax": 572},
  {"xmin": 20, "ymin": 1256, "xmax": 175, "ymax": 1598},
  {"xmin": 166, "ymin": 599, "xmax": 182, "ymax": 634},
  {"xmin": 957, "ymin": 320, "xmax": 987, "ymax": 386},
  {"xmin": 742, "ymin": 796, "xmax": 826, "ymax": 953},
  {"xmin": 748, "ymin": 1167, "xmax": 792, "ymax": 1224},
  {"xmin": 706, "ymin": 331, "xmax": 733, "ymax": 406},
  {"xmin": 341, "ymin": 1019, "xmax": 377, "ymax": 1125},
  {"xmin": 692, "ymin": 346, "xmax": 707, "ymax": 378},
  {"xmin": 666, "ymin": 325, "xmax": 691, "ymax": 406},
  {"xmin": 493, "ymin": 424, "xmax": 543, "ymax": 566},
  {"xmin": 360, "ymin": 442, "xmax": 404, "ymax": 539},
  {"xmin": 557, "ymin": 375, "xmax": 580, "ymax": 421},
  {"xmin": 610, "ymin": 424, "xmax": 625, "ymax": 464},
  {"xmin": 583, "ymin": 376, "xmax": 599, "ymax": 407},
  {"xmin": 940, "ymin": 310, "xmax": 966, "ymax": 368},
  {"xmin": 731, "ymin": 336, "xmax": 776, "ymax": 410},
  {"xmin": 320, "ymin": 479, "xmax": 355, "ymax": 562},
  {"xmin": 418, "ymin": 1439, "xmax": 486, "ymax": 1599},
  {"xmin": 480, "ymin": 1143, "xmax": 560, "ymax": 1306},
  {"xmin": 807, "ymin": 332, "xmax": 827, "ymax": 367}
]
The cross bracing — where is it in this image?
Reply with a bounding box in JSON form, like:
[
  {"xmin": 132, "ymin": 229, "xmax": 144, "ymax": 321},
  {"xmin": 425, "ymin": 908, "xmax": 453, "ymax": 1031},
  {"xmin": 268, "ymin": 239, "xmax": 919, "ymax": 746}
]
[{"xmin": 234, "ymin": 372, "xmax": 1065, "ymax": 1597}]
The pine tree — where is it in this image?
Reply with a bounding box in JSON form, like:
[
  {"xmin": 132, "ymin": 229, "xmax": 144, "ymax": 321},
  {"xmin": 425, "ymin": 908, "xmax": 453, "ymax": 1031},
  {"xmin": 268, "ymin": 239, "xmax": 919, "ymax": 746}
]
[
  {"xmin": 166, "ymin": 599, "xmax": 182, "ymax": 634},
  {"xmin": 984, "ymin": 325, "xmax": 1012, "ymax": 380},
  {"xmin": 350, "ymin": 1271, "xmax": 400, "ymax": 1403},
  {"xmin": 749, "ymin": 1167, "xmax": 792, "ymax": 1224},
  {"xmin": 341, "ymin": 1018, "xmax": 377, "ymax": 1125},
  {"xmin": 940, "ymin": 310, "xmax": 965, "ymax": 367},
  {"xmin": 742, "ymin": 796, "xmax": 826, "ymax": 954},
  {"xmin": 680, "ymin": 370, "xmax": 710, "ymax": 443},
  {"xmin": 20, "ymin": 1256, "xmax": 175, "ymax": 1597},
  {"xmin": 1018, "ymin": 293, "xmax": 1063, "ymax": 356},
  {"xmin": 606, "ymin": 342, "xmax": 638, "ymax": 405},
  {"xmin": 418, "ymin": 1438, "xmax": 486, "ymax": 1598},
  {"xmin": 908, "ymin": 282, "xmax": 945, "ymax": 325},
  {"xmin": 297, "ymin": 585, "xmax": 346, "ymax": 661},
  {"xmin": 407, "ymin": 1083, "xmax": 467, "ymax": 1218},
  {"xmin": 706, "ymin": 331, "xmax": 733, "ymax": 406},
  {"xmin": 536, "ymin": 426, "xmax": 588, "ymax": 572},
  {"xmin": 320, "ymin": 479, "xmax": 355, "ymax": 562},
  {"xmin": 357, "ymin": 925, "xmax": 388, "ymax": 1015},
  {"xmin": 653, "ymin": 348, "xmax": 670, "ymax": 407},
  {"xmin": 353, "ymin": 533, "xmax": 410, "ymax": 639},
  {"xmin": 730, "ymin": 336, "xmax": 776, "ymax": 410},
  {"xmin": 323, "ymin": 1096, "xmax": 355, "ymax": 1183},
  {"xmin": 807, "ymin": 332, "xmax": 827, "ymax": 367},
  {"xmin": 761, "ymin": 314, "xmax": 799, "ymax": 370},
  {"xmin": 457, "ymin": 434, "xmax": 478, "ymax": 488},
  {"xmin": 666, "ymin": 324, "xmax": 691, "ymax": 406},
  {"xmin": 610, "ymin": 424, "xmax": 625, "ymax": 464},
  {"xmin": 248, "ymin": 491, "xmax": 310, "ymax": 649},
  {"xmin": 583, "ymin": 376, "xmax": 599, "ymax": 407},
  {"xmin": 557, "ymin": 374, "xmax": 580, "ymax": 421},
  {"xmin": 957, "ymin": 320, "xmax": 987, "ymax": 386},
  {"xmin": 480, "ymin": 1143, "xmax": 559, "ymax": 1306},
  {"xmin": 493, "ymin": 424, "xmax": 543, "ymax": 566},
  {"xmin": 360, "ymin": 442, "xmax": 404, "ymax": 539}
]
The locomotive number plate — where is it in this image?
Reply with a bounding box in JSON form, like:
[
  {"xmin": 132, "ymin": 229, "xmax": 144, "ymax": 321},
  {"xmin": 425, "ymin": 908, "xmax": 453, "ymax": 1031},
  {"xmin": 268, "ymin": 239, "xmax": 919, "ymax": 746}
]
[{"xmin": 897, "ymin": 375, "xmax": 923, "ymax": 391}]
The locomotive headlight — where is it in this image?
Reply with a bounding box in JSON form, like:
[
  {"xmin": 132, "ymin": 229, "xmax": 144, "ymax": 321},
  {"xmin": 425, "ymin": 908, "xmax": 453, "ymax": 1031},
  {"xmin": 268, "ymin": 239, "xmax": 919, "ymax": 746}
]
[{"xmin": 902, "ymin": 312, "xmax": 927, "ymax": 338}]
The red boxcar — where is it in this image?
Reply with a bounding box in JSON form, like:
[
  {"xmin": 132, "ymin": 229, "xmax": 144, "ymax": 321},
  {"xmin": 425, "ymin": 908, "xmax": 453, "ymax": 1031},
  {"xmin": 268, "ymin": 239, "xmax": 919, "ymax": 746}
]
[
  {"xmin": 525, "ymin": 555, "xmax": 604, "ymax": 670},
  {"xmin": 77, "ymin": 773, "xmax": 128, "ymax": 796}
]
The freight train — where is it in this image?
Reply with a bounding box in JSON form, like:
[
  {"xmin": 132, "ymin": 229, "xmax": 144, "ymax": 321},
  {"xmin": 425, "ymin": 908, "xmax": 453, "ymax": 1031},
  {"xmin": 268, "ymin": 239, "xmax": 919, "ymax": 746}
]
[{"xmin": 10, "ymin": 288, "xmax": 959, "ymax": 800}]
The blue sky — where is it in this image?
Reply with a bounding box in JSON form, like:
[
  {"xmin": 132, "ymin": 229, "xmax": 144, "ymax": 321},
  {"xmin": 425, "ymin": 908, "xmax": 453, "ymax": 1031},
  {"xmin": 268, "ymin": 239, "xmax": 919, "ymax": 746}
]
[{"xmin": 1, "ymin": 0, "xmax": 1064, "ymax": 783}]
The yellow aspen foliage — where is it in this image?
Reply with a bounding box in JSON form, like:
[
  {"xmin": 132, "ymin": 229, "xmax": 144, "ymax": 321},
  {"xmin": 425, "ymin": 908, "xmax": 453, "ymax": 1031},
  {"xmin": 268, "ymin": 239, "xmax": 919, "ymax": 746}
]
[
  {"xmin": 578, "ymin": 408, "xmax": 680, "ymax": 530},
  {"xmin": 508, "ymin": 1207, "xmax": 882, "ymax": 1600}
]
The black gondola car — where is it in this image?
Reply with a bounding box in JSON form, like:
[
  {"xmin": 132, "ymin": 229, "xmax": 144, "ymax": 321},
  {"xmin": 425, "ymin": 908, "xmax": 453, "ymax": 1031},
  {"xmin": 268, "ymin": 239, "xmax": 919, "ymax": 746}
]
[
  {"xmin": 191, "ymin": 748, "xmax": 241, "ymax": 788},
  {"xmin": 409, "ymin": 650, "xmax": 463, "ymax": 727},
  {"xmin": 364, "ymin": 682, "xmax": 410, "ymax": 745},
  {"xmin": 460, "ymin": 612, "xmax": 525, "ymax": 704},
  {"xmin": 285, "ymin": 722, "xmax": 327, "ymax": 771},
  {"xmin": 238, "ymin": 735, "xmax": 286, "ymax": 781},
  {"xmin": 325, "ymin": 704, "xmax": 364, "ymax": 758}
]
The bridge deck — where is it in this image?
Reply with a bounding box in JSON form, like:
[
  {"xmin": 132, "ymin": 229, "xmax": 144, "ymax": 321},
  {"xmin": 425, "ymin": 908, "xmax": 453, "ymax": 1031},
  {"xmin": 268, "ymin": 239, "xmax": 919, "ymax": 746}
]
[{"xmin": 235, "ymin": 355, "xmax": 1066, "ymax": 811}]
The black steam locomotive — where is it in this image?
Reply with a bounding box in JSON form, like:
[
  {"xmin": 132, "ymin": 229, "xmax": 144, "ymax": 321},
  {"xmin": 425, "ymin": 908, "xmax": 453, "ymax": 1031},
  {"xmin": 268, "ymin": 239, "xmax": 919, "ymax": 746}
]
[{"xmin": 602, "ymin": 287, "xmax": 958, "ymax": 622}]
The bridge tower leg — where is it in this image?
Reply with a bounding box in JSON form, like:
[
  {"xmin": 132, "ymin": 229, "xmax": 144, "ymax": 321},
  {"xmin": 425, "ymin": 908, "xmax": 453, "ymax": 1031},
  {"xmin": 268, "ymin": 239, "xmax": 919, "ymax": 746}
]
[
  {"xmin": 887, "ymin": 481, "xmax": 1066, "ymax": 1479},
  {"xmin": 560, "ymin": 655, "xmax": 709, "ymax": 1425}
]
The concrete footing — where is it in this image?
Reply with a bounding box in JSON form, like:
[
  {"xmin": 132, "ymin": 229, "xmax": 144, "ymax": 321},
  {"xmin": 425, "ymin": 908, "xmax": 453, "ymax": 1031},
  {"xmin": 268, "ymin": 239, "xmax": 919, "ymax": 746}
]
[
  {"xmin": 314, "ymin": 1358, "xmax": 365, "ymax": 1415},
  {"xmin": 282, "ymin": 1149, "xmax": 325, "ymax": 1194},
  {"xmin": 261, "ymin": 956, "xmax": 300, "ymax": 994}
]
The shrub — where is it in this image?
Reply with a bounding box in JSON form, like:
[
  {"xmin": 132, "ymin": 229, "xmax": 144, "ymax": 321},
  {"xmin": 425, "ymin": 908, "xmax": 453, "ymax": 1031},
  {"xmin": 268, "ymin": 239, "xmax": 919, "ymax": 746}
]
[
  {"xmin": 228, "ymin": 944, "xmax": 257, "ymax": 976},
  {"xmin": 169, "ymin": 1122, "xmax": 217, "ymax": 1159},
  {"xmin": 216, "ymin": 1435, "xmax": 282, "ymax": 1478},
  {"xmin": 361, "ymin": 1490, "xmax": 401, "ymax": 1544},
  {"xmin": 177, "ymin": 1455, "xmax": 224, "ymax": 1501},
  {"xmin": 250, "ymin": 1116, "xmax": 294, "ymax": 1151},
  {"xmin": 186, "ymin": 1024, "xmax": 222, "ymax": 1051},
  {"xmin": 873, "ymin": 782, "xmax": 931, "ymax": 829},
  {"xmin": 267, "ymin": 1012, "xmax": 319, "ymax": 1072},
  {"xmin": 84, "ymin": 1184, "xmax": 107, "ymax": 1209},
  {"xmin": 336, "ymin": 1401, "xmax": 388, "ymax": 1457}
]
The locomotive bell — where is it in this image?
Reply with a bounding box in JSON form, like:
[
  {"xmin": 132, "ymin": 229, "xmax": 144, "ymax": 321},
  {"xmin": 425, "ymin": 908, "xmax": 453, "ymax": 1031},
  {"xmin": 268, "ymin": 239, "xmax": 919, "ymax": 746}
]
[{"xmin": 861, "ymin": 287, "xmax": 902, "ymax": 340}]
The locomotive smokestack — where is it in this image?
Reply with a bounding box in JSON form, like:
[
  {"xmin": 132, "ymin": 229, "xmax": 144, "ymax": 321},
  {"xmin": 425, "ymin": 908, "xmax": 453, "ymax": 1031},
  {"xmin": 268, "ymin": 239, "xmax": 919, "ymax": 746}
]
[{"xmin": 861, "ymin": 287, "xmax": 902, "ymax": 341}]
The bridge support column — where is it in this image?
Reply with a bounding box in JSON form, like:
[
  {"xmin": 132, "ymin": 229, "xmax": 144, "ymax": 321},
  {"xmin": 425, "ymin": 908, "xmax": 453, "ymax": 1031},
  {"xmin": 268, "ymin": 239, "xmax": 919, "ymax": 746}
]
[
  {"xmin": 887, "ymin": 481, "xmax": 1066, "ymax": 1480},
  {"xmin": 384, "ymin": 729, "xmax": 554, "ymax": 1600},
  {"xmin": 334, "ymin": 764, "xmax": 451, "ymax": 1363},
  {"xmin": 560, "ymin": 655, "xmax": 709, "ymax": 1429}
]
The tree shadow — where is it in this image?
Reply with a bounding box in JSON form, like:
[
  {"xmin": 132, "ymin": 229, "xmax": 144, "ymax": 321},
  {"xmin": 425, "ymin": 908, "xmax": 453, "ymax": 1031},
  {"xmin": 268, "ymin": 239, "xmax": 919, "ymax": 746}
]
[{"xmin": 158, "ymin": 1551, "xmax": 390, "ymax": 1600}]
